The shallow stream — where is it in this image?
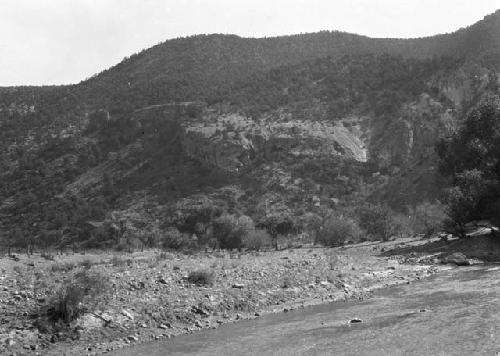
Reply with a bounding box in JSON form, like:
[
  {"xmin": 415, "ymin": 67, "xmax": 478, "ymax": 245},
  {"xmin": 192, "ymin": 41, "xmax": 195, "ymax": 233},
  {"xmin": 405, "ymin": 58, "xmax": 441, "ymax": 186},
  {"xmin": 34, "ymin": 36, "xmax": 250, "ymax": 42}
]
[{"xmin": 115, "ymin": 265, "xmax": 500, "ymax": 355}]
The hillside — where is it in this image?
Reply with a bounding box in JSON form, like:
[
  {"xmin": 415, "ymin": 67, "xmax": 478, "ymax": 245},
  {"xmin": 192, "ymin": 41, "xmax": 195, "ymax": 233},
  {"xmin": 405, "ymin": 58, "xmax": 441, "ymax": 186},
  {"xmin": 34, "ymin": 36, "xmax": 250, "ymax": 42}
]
[{"xmin": 0, "ymin": 10, "xmax": 500, "ymax": 250}]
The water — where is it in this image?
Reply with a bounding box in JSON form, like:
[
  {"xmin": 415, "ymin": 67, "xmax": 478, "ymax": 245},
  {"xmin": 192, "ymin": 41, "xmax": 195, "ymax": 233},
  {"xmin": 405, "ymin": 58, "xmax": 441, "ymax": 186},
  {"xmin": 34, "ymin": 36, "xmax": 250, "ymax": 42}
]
[{"xmin": 115, "ymin": 266, "xmax": 500, "ymax": 355}]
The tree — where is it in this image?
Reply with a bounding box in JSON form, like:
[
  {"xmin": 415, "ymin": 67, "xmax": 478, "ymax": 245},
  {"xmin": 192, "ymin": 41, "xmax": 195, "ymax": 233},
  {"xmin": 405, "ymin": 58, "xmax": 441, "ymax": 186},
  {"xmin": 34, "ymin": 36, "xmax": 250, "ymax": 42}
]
[
  {"xmin": 437, "ymin": 95, "xmax": 500, "ymax": 233},
  {"xmin": 443, "ymin": 170, "xmax": 498, "ymax": 237}
]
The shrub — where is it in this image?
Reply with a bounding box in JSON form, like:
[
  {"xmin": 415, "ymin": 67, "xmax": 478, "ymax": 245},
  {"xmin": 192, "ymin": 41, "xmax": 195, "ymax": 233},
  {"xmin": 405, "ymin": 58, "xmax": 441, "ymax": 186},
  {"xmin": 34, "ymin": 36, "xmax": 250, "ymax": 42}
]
[
  {"xmin": 315, "ymin": 216, "xmax": 362, "ymax": 246},
  {"xmin": 80, "ymin": 259, "xmax": 94, "ymax": 269},
  {"xmin": 356, "ymin": 203, "xmax": 394, "ymax": 241},
  {"xmin": 110, "ymin": 255, "xmax": 132, "ymax": 267},
  {"xmin": 45, "ymin": 269, "xmax": 110, "ymax": 323},
  {"xmin": 281, "ymin": 275, "xmax": 294, "ymax": 288},
  {"xmin": 51, "ymin": 262, "xmax": 76, "ymax": 273},
  {"xmin": 212, "ymin": 215, "xmax": 253, "ymax": 250},
  {"xmin": 243, "ymin": 229, "xmax": 272, "ymax": 251},
  {"xmin": 390, "ymin": 213, "xmax": 413, "ymax": 239},
  {"xmin": 410, "ymin": 202, "xmax": 446, "ymax": 237},
  {"xmin": 299, "ymin": 213, "xmax": 323, "ymax": 240},
  {"xmin": 442, "ymin": 170, "xmax": 497, "ymax": 237},
  {"xmin": 41, "ymin": 251, "xmax": 55, "ymax": 261},
  {"xmin": 187, "ymin": 269, "xmax": 215, "ymax": 286},
  {"xmin": 161, "ymin": 227, "xmax": 196, "ymax": 251},
  {"xmin": 155, "ymin": 251, "xmax": 172, "ymax": 262}
]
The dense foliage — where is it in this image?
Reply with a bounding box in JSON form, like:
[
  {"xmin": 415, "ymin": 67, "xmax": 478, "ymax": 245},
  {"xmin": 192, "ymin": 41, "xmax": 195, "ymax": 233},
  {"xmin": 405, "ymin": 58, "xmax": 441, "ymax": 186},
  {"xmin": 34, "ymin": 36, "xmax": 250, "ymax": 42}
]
[{"xmin": 437, "ymin": 95, "xmax": 500, "ymax": 235}]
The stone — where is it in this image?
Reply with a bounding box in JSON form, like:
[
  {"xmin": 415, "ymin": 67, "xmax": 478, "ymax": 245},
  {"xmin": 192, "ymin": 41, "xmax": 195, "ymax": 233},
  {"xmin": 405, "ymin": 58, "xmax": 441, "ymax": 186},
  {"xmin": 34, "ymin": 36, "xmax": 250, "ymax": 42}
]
[
  {"xmin": 446, "ymin": 252, "xmax": 470, "ymax": 266},
  {"xmin": 232, "ymin": 283, "xmax": 244, "ymax": 289},
  {"xmin": 127, "ymin": 335, "xmax": 138, "ymax": 342},
  {"xmin": 121, "ymin": 309, "xmax": 134, "ymax": 320},
  {"xmin": 348, "ymin": 318, "xmax": 362, "ymax": 323}
]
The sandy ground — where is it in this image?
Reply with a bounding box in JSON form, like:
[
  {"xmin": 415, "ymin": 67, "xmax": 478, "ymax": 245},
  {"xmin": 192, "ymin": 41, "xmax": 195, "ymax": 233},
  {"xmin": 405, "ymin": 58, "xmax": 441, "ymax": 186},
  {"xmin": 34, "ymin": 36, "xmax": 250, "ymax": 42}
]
[{"xmin": 1, "ymin": 235, "xmax": 490, "ymax": 356}]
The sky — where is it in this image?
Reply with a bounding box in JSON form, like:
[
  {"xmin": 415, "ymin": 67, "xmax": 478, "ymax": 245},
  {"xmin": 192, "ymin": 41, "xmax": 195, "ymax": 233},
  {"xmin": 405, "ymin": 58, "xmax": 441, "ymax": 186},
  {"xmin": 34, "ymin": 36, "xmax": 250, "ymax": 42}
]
[{"xmin": 0, "ymin": 0, "xmax": 499, "ymax": 86}]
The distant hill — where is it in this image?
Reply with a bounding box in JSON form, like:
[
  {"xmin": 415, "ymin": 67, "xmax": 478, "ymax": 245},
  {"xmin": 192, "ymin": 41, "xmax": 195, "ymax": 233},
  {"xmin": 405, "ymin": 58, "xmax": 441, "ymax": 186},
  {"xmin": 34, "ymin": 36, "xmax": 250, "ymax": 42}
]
[{"xmin": 80, "ymin": 9, "xmax": 500, "ymax": 106}]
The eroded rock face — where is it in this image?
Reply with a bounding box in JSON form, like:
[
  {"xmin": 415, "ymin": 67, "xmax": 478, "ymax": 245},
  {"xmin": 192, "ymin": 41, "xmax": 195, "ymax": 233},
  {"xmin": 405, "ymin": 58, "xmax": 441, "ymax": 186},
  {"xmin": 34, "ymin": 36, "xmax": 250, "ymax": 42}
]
[
  {"xmin": 369, "ymin": 94, "xmax": 453, "ymax": 169},
  {"xmin": 182, "ymin": 113, "xmax": 368, "ymax": 171},
  {"xmin": 181, "ymin": 92, "xmax": 457, "ymax": 177}
]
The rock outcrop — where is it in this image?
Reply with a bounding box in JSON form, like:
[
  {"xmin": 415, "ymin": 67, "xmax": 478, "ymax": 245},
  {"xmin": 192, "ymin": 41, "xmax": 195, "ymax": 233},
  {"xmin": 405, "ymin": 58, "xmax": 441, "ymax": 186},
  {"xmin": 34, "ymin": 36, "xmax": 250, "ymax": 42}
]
[{"xmin": 182, "ymin": 113, "xmax": 368, "ymax": 172}]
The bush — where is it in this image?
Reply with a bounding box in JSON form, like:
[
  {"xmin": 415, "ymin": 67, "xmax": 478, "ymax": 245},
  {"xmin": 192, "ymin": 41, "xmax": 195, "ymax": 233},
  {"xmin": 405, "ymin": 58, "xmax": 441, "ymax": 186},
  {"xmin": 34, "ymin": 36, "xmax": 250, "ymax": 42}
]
[
  {"xmin": 187, "ymin": 269, "xmax": 215, "ymax": 286},
  {"xmin": 45, "ymin": 269, "xmax": 110, "ymax": 323},
  {"xmin": 390, "ymin": 213, "xmax": 414, "ymax": 239},
  {"xmin": 442, "ymin": 170, "xmax": 497, "ymax": 237},
  {"xmin": 41, "ymin": 251, "xmax": 55, "ymax": 261},
  {"xmin": 315, "ymin": 216, "xmax": 362, "ymax": 246},
  {"xmin": 155, "ymin": 251, "xmax": 172, "ymax": 262},
  {"xmin": 410, "ymin": 202, "xmax": 446, "ymax": 237},
  {"xmin": 281, "ymin": 275, "xmax": 294, "ymax": 288},
  {"xmin": 243, "ymin": 229, "xmax": 272, "ymax": 251},
  {"xmin": 212, "ymin": 215, "xmax": 253, "ymax": 250},
  {"xmin": 80, "ymin": 259, "xmax": 94, "ymax": 269},
  {"xmin": 110, "ymin": 255, "xmax": 132, "ymax": 267},
  {"xmin": 51, "ymin": 262, "xmax": 76, "ymax": 273},
  {"xmin": 356, "ymin": 203, "xmax": 394, "ymax": 241},
  {"xmin": 161, "ymin": 227, "xmax": 196, "ymax": 251}
]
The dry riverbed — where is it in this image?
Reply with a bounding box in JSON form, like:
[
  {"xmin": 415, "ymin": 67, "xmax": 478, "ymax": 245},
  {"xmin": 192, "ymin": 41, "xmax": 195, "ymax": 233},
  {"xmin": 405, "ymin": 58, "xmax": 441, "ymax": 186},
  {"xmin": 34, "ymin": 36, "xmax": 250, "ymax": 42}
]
[{"xmin": 0, "ymin": 236, "xmax": 471, "ymax": 355}]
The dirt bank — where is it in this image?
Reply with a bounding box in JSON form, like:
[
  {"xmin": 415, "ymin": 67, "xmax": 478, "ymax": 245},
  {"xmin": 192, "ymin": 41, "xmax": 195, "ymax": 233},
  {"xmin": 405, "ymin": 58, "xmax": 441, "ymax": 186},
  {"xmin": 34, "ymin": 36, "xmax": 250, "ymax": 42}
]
[{"xmin": 0, "ymin": 236, "xmax": 482, "ymax": 355}]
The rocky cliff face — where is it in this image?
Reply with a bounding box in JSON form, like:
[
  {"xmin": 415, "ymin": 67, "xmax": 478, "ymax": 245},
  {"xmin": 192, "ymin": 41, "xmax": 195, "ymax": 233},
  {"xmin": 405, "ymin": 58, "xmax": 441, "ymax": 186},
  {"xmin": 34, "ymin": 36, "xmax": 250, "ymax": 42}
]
[{"xmin": 182, "ymin": 112, "xmax": 368, "ymax": 172}]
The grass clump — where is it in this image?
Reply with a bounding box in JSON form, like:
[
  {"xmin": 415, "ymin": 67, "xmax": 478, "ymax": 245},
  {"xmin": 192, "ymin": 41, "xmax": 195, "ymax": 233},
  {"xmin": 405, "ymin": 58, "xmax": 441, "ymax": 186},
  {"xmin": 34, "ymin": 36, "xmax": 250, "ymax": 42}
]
[
  {"xmin": 187, "ymin": 269, "xmax": 215, "ymax": 286},
  {"xmin": 43, "ymin": 269, "xmax": 110, "ymax": 325},
  {"xmin": 79, "ymin": 259, "xmax": 94, "ymax": 269},
  {"xmin": 50, "ymin": 262, "xmax": 76, "ymax": 273},
  {"xmin": 110, "ymin": 255, "xmax": 133, "ymax": 267},
  {"xmin": 281, "ymin": 275, "xmax": 295, "ymax": 289}
]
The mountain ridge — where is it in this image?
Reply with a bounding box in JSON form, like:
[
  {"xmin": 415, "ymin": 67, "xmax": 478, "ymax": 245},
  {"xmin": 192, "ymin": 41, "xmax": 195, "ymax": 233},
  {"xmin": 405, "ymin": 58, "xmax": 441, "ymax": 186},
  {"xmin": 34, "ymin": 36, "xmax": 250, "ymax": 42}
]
[{"xmin": 0, "ymin": 10, "xmax": 500, "ymax": 250}]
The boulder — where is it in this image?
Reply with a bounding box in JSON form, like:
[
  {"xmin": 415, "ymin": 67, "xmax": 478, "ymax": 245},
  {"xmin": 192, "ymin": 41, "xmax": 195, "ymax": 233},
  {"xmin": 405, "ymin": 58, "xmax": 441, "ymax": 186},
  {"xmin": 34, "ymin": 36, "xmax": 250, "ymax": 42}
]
[
  {"xmin": 348, "ymin": 318, "xmax": 362, "ymax": 324},
  {"xmin": 446, "ymin": 252, "xmax": 470, "ymax": 266}
]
